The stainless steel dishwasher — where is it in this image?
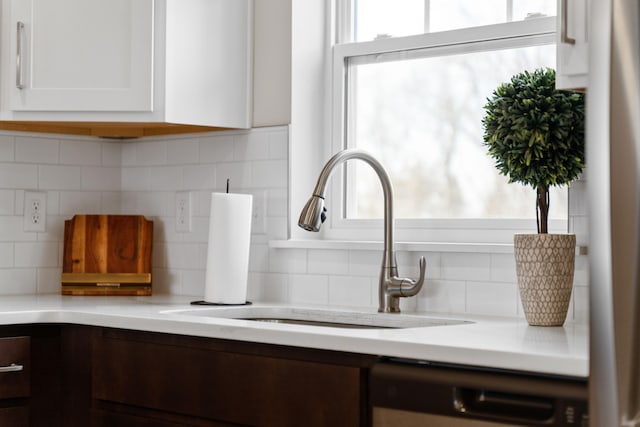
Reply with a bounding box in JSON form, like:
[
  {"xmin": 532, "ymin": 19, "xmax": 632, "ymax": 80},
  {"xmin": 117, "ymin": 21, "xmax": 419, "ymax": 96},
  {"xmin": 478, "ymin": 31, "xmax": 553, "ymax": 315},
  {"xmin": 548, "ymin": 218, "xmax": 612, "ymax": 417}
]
[{"xmin": 370, "ymin": 359, "xmax": 588, "ymax": 426}]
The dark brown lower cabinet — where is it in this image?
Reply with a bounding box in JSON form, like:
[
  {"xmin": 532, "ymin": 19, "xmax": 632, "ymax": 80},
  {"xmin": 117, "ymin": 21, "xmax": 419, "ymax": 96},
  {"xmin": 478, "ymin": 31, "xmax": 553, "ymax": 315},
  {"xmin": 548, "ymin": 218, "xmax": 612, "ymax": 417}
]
[
  {"xmin": 0, "ymin": 325, "xmax": 67, "ymax": 427},
  {"xmin": 91, "ymin": 328, "xmax": 376, "ymax": 427},
  {"xmin": 0, "ymin": 325, "xmax": 375, "ymax": 427}
]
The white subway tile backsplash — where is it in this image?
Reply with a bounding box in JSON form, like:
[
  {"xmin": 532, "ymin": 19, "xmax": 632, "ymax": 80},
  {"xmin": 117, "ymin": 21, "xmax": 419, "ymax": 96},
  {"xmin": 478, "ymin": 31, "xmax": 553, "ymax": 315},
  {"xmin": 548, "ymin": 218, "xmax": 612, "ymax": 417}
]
[
  {"xmin": 248, "ymin": 272, "xmax": 289, "ymax": 302},
  {"xmin": 127, "ymin": 192, "xmax": 170, "ymax": 217},
  {"xmin": 0, "ymin": 269, "xmax": 37, "ymax": 294},
  {"xmin": 37, "ymin": 268, "xmax": 62, "ymax": 293},
  {"xmin": 417, "ymin": 280, "xmax": 466, "ymax": 314},
  {"xmin": 148, "ymin": 166, "xmax": 183, "ymax": 191},
  {"xmin": 58, "ymin": 191, "xmax": 102, "ymax": 215},
  {"xmin": 16, "ymin": 136, "xmax": 59, "ymax": 164},
  {"xmin": 181, "ymin": 269, "xmax": 206, "ymax": 297},
  {"xmin": 489, "ymin": 254, "xmax": 517, "ymax": 283},
  {"xmin": 39, "ymin": 165, "xmax": 82, "ymax": 190},
  {"xmin": 120, "ymin": 143, "xmax": 137, "ymax": 167},
  {"xmin": 328, "ymin": 275, "xmax": 373, "ymax": 307},
  {"xmin": 0, "ymin": 136, "xmax": 15, "ymax": 161},
  {"xmin": 121, "ymin": 167, "xmax": 151, "ymax": 191},
  {"xmin": 81, "ymin": 166, "xmax": 121, "ymax": 191},
  {"xmin": 189, "ymin": 191, "xmax": 206, "ymax": 217},
  {"xmin": 165, "ymin": 243, "xmax": 202, "ymax": 270},
  {"xmin": 0, "ymin": 190, "xmax": 14, "ymax": 215},
  {"xmin": 268, "ymin": 129, "xmax": 288, "ymax": 160},
  {"xmin": 183, "ymin": 164, "xmax": 217, "ymax": 190},
  {"xmin": 442, "ymin": 253, "xmax": 491, "ymax": 281},
  {"xmin": 267, "ymin": 188, "xmax": 288, "ymax": 218},
  {"xmin": 0, "ymin": 243, "xmax": 13, "ymax": 267},
  {"xmin": 0, "ymin": 217, "xmax": 37, "ymax": 242},
  {"xmin": 289, "ymin": 273, "xmax": 329, "ymax": 305},
  {"xmin": 249, "ymin": 243, "xmax": 269, "ymax": 273},
  {"xmin": 101, "ymin": 142, "xmax": 122, "ymax": 167},
  {"xmin": 348, "ymin": 250, "xmax": 382, "ymax": 277},
  {"xmin": 308, "ymin": 249, "xmax": 350, "ymax": 275},
  {"xmin": 199, "ymin": 135, "xmax": 235, "ymax": 163},
  {"xmin": 269, "ymin": 248, "xmax": 307, "ymax": 274},
  {"xmin": 47, "ymin": 191, "xmax": 60, "ymax": 215},
  {"xmin": 151, "ymin": 267, "xmax": 178, "ymax": 294},
  {"xmin": 167, "ymin": 139, "xmax": 199, "ymax": 165},
  {"xmin": 266, "ymin": 217, "xmax": 288, "ymax": 241},
  {"xmin": 0, "ymin": 164, "xmax": 38, "ymax": 189},
  {"xmin": 100, "ymin": 192, "xmax": 123, "ymax": 215},
  {"xmin": 466, "ymin": 282, "xmax": 518, "ymax": 316},
  {"xmin": 15, "ymin": 242, "xmax": 59, "ymax": 267},
  {"xmin": 134, "ymin": 140, "xmax": 167, "ymax": 166},
  {"xmin": 60, "ymin": 140, "xmax": 102, "ymax": 165},
  {"xmin": 234, "ymin": 131, "xmax": 269, "ymax": 160},
  {"xmin": 38, "ymin": 215, "xmax": 65, "ymax": 242},
  {"xmin": 252, "ymin": 160, "xmax": 287, "ymax": 189},
  {"xmin": 181, "ymin": 218, "xmax": 209, "ymax": 244}
]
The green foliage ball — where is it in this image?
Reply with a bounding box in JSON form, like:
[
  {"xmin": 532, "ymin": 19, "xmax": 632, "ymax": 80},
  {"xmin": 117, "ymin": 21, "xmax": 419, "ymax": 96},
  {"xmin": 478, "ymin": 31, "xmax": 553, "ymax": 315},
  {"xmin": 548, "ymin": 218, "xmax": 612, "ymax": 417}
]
[{"xmin": 482, "ymin": 68, "xmax": 585, "ymax": 190}]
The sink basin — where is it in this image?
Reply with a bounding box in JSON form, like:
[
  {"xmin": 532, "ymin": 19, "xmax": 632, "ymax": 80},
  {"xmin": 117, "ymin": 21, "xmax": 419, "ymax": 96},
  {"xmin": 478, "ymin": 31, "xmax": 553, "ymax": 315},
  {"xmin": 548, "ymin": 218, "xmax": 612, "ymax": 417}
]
[{"xmin": 161, "ymin": 306, "xmax": 471, "ymax": 330}]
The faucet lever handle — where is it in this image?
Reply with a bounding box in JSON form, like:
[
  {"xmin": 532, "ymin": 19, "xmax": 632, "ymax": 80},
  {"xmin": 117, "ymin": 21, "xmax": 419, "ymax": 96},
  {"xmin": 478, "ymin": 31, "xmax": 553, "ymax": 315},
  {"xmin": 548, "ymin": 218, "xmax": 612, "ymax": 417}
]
[
  {"xmin": 398, "ymin": 256, "xmax": 426, "ymax": 297},
  {"xmin": 416, "ymin": 255, "xmax": 426, "ymax": 284}
]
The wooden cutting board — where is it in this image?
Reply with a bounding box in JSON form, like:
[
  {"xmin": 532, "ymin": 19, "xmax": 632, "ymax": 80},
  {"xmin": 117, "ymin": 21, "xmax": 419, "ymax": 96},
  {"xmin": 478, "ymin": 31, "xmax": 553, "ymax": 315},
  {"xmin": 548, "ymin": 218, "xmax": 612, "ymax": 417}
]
[{"xmin": 61, "ymin": 215, "xmax": 153, "ymax": 296}]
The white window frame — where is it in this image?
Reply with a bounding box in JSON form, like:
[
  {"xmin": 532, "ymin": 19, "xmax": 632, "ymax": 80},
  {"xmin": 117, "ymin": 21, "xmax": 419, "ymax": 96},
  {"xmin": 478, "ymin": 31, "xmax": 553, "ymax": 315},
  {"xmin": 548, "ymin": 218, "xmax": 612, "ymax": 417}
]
[{"xmin": 323, "ymin": 12, "xmax": 565, "ymax": 244}]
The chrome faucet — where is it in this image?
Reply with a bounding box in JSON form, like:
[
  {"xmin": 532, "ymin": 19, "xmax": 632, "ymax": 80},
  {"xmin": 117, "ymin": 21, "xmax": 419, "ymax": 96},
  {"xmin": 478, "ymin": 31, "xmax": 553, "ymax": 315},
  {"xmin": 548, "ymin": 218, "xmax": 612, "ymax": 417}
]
[{"xmin": 298, "ymin": 149, "xmax": 426, "ymax": 313}]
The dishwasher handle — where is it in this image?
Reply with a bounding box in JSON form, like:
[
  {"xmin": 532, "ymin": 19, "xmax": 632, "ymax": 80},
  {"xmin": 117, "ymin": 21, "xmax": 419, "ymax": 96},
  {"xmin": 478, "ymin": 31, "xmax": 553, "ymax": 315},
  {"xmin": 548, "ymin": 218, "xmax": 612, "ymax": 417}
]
[{"xmin": 453, "ymin": 387, "xmax": 555, "ymax": 424}]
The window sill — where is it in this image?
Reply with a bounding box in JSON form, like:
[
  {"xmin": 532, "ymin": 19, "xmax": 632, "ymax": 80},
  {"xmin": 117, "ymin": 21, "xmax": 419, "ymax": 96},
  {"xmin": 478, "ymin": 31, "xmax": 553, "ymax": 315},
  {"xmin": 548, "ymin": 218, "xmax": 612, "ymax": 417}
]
[{"xmin": 269, "ymin": 239, "xmax": 515, "ymax": 253}]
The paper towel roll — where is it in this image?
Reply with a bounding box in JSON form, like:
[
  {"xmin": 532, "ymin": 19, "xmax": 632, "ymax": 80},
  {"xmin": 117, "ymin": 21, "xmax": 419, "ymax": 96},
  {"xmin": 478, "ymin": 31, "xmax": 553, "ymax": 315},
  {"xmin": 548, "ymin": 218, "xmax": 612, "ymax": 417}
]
[{"xmin": 204, "ymin": 192, "xmax": 253, "ymax": 304}]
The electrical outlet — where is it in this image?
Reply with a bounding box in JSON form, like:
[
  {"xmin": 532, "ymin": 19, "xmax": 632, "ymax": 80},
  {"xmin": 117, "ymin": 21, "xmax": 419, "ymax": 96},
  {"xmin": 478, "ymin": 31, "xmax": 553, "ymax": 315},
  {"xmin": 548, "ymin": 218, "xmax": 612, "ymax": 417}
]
[
  {"xmin": 251, "ymin": 190, "xmax": 267, "ymax": 234},
  {"xmin": 175, "ymin": 191, "xmax": 192, "ymax": 232},
  {"xmin": 24, "ymin": 191, "xmax": 46, "ymax": 232}
]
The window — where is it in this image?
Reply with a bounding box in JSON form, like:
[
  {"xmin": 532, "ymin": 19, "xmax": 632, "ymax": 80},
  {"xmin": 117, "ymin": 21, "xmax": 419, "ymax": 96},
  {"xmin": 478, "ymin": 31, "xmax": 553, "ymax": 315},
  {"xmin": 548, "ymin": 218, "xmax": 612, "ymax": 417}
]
[{"xmin": 327, "ymin": 0, "xmax": 565, "ymax": 243}]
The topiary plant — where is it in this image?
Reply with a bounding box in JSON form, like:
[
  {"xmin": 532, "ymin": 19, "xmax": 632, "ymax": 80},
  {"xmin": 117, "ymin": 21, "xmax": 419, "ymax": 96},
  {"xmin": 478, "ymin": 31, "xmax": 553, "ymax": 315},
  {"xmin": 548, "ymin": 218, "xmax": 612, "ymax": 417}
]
[{"xmin": 482, "ymin": 67, "xmax": 585, "ymax": 234}]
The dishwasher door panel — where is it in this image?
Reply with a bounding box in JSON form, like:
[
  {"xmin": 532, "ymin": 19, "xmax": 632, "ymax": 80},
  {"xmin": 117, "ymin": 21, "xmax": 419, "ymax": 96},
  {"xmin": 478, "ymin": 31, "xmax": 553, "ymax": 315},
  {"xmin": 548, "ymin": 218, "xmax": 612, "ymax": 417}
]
[
  {"xmin": 374, "ymin": 407, "xmax": 518, "ymax": 426},
  {"xmin": 370, "ymin": 361, "xmax": 588, "ymax": 426}
]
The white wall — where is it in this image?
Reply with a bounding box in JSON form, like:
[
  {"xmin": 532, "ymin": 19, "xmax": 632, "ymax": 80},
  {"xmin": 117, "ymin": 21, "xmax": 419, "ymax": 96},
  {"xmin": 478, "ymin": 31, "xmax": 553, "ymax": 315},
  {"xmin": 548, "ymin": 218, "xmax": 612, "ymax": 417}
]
[
  {"xmin": 252, "ymin": 0, "xmax": 292, "ymax": 127},
  {"xmin": 0, "ymin": 127, "xmax": 588, "ymax": 323}
]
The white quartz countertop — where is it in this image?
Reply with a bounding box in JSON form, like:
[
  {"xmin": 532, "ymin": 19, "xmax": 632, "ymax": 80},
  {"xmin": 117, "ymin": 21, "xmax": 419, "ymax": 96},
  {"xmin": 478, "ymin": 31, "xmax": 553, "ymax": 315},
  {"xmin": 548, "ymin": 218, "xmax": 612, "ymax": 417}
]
[{"xmin": 0, "ymin": 294, "xmax": 588, "ymax": 378}]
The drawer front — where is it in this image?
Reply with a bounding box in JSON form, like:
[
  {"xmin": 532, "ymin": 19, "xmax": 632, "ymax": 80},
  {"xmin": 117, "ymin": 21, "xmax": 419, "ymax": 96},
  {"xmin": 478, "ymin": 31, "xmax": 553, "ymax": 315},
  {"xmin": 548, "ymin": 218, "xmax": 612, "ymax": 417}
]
[
  {"xmin": 0, "ymin": 406, "xmax": 29, "ymax": 427},
  {"xmin": 0, "ymin": 336, "xmax": 30, "ymax": 399},
  {"xmin": 93, "ymin": 336, "xmax": 362, "ymax": 427}
]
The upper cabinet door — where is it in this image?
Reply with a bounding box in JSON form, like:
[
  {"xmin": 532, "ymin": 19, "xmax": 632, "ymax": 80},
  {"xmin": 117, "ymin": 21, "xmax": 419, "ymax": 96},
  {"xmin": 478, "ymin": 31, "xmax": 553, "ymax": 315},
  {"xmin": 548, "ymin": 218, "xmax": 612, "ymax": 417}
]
[
  {"xmin": 556, "ymin": 0, "xmax": 588, "ymax": 90},
  {"xmin": 163, "ymin": 0, "xmax": 253, "ymax": 129},
  {"xmin": 9, "ymin": 0, "xmax": 153, "ymax": 111}
]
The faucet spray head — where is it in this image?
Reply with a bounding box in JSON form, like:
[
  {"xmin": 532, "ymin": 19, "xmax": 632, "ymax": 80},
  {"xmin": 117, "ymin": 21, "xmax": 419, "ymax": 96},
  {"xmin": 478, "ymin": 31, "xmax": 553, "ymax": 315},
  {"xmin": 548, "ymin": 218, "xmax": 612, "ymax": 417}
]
[{"xmin": 298, "ymin": 195, "xmax": 327, "ymax": 232}]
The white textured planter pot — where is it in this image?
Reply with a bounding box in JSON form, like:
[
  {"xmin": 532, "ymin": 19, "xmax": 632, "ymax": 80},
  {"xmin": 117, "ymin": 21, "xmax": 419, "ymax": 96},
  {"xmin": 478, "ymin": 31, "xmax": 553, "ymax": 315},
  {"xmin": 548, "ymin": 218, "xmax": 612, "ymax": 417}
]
[{"xmin": 514, "ymin": 234, "xmax": 576, "ymax": 326}]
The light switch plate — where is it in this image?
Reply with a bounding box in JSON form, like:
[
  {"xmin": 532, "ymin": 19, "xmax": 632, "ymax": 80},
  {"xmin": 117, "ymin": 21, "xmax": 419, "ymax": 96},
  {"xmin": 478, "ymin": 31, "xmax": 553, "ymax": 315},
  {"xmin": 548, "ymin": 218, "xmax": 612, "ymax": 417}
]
[{"xmin": 175, "ymin": 191, "xmax": 192, "ymax": 232}]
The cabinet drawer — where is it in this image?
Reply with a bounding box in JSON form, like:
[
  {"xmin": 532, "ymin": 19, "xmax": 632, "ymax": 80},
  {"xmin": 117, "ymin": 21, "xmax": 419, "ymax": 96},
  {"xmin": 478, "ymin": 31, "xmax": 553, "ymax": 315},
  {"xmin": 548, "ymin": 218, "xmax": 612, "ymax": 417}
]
[
  {"xmin": 0, "ymin": 336, "xmax": 30, "ymax": 399},
  {"xmin": 93, "ymin": 335, "xmax": 363, "ymax": 427},
  {"xmin": 0, "ymin": 405, "xmax": 28, "ymax": 427}
]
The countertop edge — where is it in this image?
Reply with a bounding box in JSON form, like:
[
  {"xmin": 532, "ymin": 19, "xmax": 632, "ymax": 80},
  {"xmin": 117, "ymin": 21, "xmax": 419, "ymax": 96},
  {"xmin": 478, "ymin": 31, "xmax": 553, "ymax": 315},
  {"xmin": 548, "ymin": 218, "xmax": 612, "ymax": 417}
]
[{"xmin": 0, "ymin": 295, "xmax": 589, "ymax": 379}]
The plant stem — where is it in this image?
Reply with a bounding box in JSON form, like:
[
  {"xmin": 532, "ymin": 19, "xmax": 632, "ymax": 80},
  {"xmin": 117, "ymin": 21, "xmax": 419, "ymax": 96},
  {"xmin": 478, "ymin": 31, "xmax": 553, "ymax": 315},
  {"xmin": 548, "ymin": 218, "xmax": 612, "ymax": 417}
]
[{"xmin": 536, "ymin": 186, "xmax": 550, "ymax": 234}]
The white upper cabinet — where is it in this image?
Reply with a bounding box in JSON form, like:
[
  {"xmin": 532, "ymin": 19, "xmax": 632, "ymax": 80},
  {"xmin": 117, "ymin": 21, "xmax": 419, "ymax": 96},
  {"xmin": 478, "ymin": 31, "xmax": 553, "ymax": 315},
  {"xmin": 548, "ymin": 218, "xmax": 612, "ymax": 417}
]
[
  {"xmin": 0, "ymin": 0, "xmax": 253, "ymax": 129},
  {"xmin": 556, "ymin": 0, "xmax": 588, "ymax": 90},
  {"xmin": 9, "ymin": 0, "xmax": 153, "ymax": 112}
]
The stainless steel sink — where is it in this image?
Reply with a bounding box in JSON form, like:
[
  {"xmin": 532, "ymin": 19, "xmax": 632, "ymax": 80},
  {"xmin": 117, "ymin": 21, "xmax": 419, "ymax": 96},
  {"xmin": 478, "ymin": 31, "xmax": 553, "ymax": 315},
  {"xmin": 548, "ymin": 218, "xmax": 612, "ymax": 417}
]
[{"xmin": 161, "ymin": 306, "xmax": 471, "ymax": 330}]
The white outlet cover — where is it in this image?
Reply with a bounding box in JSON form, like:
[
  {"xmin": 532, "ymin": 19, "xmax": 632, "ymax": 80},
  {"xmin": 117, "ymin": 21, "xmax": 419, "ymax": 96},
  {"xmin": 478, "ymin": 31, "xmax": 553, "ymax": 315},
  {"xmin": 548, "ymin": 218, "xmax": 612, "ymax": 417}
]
[
  {"xmin": 24, "ymin": 191, "xmax": 46, "ymax": 232},
  {"xmin": 252, "ymin": 190, "xmax": 267, "ymax": 234}
]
